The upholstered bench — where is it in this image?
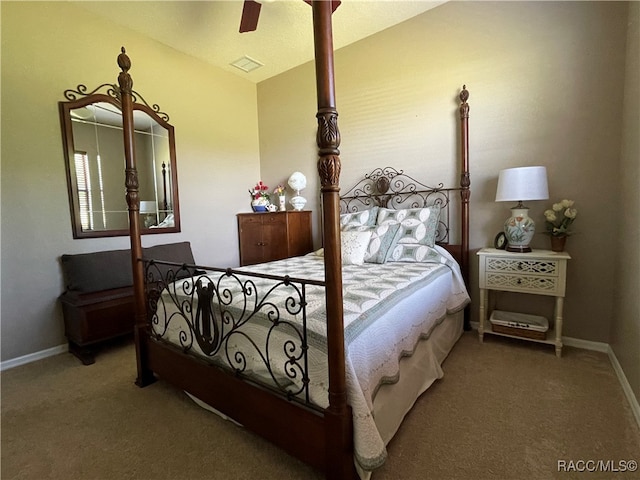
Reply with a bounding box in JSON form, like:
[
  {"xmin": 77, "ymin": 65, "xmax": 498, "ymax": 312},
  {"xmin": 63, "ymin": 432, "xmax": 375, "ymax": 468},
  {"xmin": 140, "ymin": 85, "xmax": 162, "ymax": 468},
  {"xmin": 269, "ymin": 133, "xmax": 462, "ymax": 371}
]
[{"xmin": 59, "ymin": 242, "xmax": 196, "ymax": 365}]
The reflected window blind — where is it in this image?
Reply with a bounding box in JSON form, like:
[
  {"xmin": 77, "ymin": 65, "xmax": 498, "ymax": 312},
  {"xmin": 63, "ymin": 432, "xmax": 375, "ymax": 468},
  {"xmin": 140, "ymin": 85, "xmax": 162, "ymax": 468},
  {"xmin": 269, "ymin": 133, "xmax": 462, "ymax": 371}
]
[{"xmin": 74, "ymin": 151, "xmax": 93, "ymax": 230}]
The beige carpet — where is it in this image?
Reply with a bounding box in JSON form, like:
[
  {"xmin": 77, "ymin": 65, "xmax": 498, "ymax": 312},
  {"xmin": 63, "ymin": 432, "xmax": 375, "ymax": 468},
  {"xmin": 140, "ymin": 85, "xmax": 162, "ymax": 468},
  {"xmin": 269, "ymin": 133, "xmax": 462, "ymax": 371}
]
[{"xmin": 2, "ymin": 332, "xmax": 639, "ymax": 480}]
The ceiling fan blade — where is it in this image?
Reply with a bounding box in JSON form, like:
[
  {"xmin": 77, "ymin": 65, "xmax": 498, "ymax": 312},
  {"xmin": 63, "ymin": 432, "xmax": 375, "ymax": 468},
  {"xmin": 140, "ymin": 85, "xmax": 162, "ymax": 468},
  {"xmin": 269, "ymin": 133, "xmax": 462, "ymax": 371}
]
[
  {"xmin": 303, "ymin": 0, "xmax": 341, "ymax": 12},
  {"xmin": 239, "ymin": 0, "xmax": 262, "ymax": 33}
]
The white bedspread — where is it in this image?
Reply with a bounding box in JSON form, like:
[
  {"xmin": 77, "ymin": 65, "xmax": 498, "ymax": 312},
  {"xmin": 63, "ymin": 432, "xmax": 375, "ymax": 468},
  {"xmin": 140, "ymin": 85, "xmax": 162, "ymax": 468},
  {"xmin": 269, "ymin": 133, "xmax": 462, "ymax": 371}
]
[{"xmin": 150, "ymin": 246, "xmax": 469, "ymax": 472}]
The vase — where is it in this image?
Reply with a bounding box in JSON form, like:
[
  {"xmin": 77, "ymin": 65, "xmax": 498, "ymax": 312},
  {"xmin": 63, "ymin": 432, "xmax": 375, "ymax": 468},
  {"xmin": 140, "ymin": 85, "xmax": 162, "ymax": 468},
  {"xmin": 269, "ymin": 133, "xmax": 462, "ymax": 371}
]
[
  {"xmin": 278, "ymin": 195, "xmax": 286, "ymax": 212},
  {"xmin": 550, "ymin": 235, "xmax": 567, "ymax": 252},
  {"xmin": 251, "ymin": 198, "xmax": 269, "ymax": 212}
]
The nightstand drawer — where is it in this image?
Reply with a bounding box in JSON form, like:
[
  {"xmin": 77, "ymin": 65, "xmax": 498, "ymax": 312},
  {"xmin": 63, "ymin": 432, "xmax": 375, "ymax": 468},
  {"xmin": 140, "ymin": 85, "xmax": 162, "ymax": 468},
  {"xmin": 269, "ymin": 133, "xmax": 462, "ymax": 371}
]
[
  {"xmin": 485, "ymin": 257, "xmax": 560, "ymax": 277},
  {"xmin": 484, "ymin": 273, "xmax": 560, "ymax": 294}
]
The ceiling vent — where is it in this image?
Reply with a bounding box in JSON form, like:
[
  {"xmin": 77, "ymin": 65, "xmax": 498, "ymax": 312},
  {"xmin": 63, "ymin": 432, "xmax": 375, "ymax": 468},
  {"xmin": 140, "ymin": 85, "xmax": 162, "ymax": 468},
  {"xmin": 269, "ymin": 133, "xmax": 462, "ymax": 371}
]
[{"xmin": 230, "ymin": 56, "xmax": 264, "ymax": 73}]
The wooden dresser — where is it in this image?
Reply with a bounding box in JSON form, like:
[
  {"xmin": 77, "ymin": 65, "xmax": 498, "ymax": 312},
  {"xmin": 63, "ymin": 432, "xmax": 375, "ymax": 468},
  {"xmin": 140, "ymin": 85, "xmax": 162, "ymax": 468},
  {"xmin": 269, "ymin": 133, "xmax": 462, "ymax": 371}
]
[{"xmin": 237, "ymin": 211, "xmax": 313, "ymax": 266}]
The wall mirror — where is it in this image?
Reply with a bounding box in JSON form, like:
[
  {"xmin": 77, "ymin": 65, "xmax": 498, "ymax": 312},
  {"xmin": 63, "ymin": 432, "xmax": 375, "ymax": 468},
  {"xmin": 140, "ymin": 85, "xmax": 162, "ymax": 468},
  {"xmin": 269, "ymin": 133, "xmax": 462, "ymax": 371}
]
[{"xmin": 59, "ymin": 87, "xmax": 180, "ymax": 238}]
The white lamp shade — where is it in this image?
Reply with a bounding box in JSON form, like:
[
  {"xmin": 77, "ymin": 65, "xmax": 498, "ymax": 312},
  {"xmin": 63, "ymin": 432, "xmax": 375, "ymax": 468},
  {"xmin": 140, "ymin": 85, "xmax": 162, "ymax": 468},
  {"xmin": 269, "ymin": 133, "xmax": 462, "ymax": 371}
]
[
  {"xmin": 140, "ymin": 201, "xmax": 157, "ymax": 214},
  {"xmin": 495, "ymin": 166, "xmax": 549, "ymax": 203}
]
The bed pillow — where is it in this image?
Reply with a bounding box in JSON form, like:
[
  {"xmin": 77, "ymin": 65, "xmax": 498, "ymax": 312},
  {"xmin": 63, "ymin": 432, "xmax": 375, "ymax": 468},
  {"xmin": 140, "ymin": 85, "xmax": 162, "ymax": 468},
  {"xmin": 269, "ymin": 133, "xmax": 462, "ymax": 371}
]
[
  {"xmin": 341, "ymin": 230, "xmax": 373, "ymax": 265},
  {"xmin": 340, "ymin": 207, "xmax": 379, "ymax": 228},
  {"xmin": 388, "ymin": 243, "xmax": 446, "ymax": 263},
  {"xmin": 342, "ymin": 223, "xmax": 403, "ymax": 264},
  {"xmin": 376, "ymin": 205, "xmax": 440, "ymax": 247},
  {"xmin": 144, "ymin": 241, "xmax": 197, "ymax": 280}
]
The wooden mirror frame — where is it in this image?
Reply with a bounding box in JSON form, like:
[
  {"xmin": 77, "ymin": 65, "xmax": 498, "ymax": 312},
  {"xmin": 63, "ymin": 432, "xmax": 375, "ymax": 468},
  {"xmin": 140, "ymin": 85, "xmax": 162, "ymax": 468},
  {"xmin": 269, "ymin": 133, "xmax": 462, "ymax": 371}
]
[{"xmin": 59, "ymin": 85, "xmax": 180, "ymax": 239}]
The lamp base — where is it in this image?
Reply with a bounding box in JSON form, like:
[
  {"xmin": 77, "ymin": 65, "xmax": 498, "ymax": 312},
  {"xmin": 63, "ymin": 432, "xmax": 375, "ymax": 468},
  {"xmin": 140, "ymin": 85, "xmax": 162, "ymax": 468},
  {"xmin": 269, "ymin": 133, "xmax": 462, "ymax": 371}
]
[
  {"xmin": 506, "ymin": 244, "xmax": 532, "ymax": 253},
  {"xmin": 503, "ymin": 206, "xmax": 535, "ymax": 254}
]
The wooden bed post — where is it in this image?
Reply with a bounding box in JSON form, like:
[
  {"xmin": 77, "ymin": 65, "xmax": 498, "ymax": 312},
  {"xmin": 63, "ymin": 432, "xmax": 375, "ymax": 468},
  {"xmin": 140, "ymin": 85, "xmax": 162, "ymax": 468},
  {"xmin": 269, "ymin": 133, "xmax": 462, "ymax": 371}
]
[
  {"xmin": 459, "ymin": 86, "xmax": 471, "ymax": 329},
  {"xmin": 311, "ymin": 2, "xmax": 355, "ymax": 478},
  {"xmin": 117, "ymin": 48, "xmax": 154, "ymax": 387}
]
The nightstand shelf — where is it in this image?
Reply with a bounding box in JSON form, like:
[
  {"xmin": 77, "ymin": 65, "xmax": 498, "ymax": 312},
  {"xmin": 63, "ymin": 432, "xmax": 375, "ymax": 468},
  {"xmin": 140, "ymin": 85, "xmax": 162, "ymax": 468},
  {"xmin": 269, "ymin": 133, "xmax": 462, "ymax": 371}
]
[
  {"xmin": 488, "ymin": 320, "xmax": 557, "ymax": 347},
  {"xmin": 477, "ymin": 248, "xmax": 571, "ymax": 357}
]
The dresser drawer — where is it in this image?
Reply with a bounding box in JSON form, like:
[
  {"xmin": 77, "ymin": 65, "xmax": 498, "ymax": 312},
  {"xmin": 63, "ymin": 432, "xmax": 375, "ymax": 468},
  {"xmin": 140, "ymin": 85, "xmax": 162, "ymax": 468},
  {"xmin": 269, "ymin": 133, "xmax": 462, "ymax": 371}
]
[
  {"xmin": 262, "ymin": 213, "xmax": 286, "ymax": 225},
  {"xmin": 238, "ymin": 213, "xmax": 286, "ymax": 227}
]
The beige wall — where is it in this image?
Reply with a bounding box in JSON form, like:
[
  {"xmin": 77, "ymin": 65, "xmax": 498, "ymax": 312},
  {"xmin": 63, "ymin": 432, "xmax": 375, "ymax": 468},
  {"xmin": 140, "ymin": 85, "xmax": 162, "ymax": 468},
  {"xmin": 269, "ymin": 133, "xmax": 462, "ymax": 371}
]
[
  {"xmin": 258, "ymin": 1, "xmax": 631, "ymax": 345},
  {"xmin": 1, "ymin": 2, "xmax": 260, "ymax": 361},
  {"xmin": 612, "ymin": 2, "xmax": 640, "ymax": 401}
]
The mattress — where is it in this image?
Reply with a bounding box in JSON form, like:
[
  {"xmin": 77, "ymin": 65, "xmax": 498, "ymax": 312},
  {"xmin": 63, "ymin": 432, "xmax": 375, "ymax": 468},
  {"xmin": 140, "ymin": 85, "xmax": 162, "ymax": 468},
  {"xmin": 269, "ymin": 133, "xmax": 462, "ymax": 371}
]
[{"xmin": 149, "ymin": 246, "xmax": 470, "ymax": 473}]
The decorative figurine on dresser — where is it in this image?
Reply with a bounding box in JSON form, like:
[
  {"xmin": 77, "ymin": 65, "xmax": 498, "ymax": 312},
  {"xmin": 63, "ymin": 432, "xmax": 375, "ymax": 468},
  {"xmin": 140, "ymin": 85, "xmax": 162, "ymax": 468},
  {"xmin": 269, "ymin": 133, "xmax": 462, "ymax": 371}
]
[{"xmin": 477, "ymin": 248, "xmax": 571, "ymax": 357}]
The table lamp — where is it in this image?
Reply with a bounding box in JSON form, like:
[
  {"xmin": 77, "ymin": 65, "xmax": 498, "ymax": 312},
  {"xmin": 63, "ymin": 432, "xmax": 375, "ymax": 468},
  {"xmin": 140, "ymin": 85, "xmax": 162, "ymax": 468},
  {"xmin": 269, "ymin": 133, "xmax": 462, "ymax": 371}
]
[
  {"xmin": 140, "ymin": 200, "xmax": 157, "ymax": 228},
  {"xmin": 495, "ymin": 166, "xmax": 549, "ymax": 252},
  {"xmin": 288, "ymin": 172, "xmax": 307, "ymax": 211}
]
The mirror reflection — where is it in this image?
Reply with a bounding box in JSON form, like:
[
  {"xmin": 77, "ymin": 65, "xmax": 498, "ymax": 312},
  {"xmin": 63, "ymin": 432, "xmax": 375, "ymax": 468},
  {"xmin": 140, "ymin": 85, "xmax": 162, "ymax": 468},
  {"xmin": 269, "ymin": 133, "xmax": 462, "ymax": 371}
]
[{"xmin": 60, "ymin": 95, "xmax": 180, "ymax": 238}]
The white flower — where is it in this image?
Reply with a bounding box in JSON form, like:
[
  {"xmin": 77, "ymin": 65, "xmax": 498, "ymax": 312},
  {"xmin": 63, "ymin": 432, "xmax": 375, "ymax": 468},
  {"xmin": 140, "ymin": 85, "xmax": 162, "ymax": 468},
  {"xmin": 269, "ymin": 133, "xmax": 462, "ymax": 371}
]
[{"xmin": 544, "ymin": 198, "xmax": 578, "ymax": 237}]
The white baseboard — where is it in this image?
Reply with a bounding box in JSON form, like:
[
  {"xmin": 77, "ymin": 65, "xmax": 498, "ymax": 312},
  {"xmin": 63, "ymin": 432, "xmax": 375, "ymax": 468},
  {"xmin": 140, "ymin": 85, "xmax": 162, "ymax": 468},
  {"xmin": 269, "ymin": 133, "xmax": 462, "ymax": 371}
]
[
  {"xmin": 562, "ymin": 336, "xmax": 610, "ymax": 352},
  {"xmin": 469, "ymin": 322, "xmax": 640, "ymax": 430},
  {"xmin": 0, "ymin": 344, "xmax": 67, "ymax": 372},
  {"xmin": 606, "ymin": 346, "xmax": 640, "ymax": 430}
]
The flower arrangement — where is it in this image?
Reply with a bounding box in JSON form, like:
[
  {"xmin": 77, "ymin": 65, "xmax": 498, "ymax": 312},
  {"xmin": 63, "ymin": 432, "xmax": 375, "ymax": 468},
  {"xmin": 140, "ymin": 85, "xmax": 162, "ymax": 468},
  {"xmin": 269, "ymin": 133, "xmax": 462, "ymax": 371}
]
[
  {"xmin": 273, "ymin": 185, "xmax": 285, "ymax": 196},
  {"xmin": 544, "ymin": 199, "xmax": 578, "ymax": 237},
  {"xmin": 249, "ymin": 181, "xmax": 270, "ymax": 204}
]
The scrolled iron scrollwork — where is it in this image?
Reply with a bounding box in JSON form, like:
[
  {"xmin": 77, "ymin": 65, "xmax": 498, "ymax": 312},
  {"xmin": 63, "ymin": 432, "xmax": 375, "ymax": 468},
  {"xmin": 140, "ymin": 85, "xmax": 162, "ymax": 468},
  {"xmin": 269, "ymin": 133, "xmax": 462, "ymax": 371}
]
[
  {"xmin": 144, "ymin": 259, "xmax": 319, "ymax": 407},
  {"xmin": 130, "ymin": 90, "xmax": 170, "ymax": 123},
  {"xmin": 63, "ymin": 83, "xmax": 119, "ymax": 102},
  {"xmin": 339, "ymin": 167, "xmax": 461, "ymax": 244},
  {"xmin": 62, "ymin": 84, "xmax": 169, "ymax": 122}
]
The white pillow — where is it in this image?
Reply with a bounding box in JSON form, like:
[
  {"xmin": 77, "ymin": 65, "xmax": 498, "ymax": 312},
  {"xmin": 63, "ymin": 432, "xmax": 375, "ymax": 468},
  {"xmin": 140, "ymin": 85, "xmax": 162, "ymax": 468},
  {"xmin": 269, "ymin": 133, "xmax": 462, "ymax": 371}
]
[
  {"xmin": 341, "ymin": 223, "xmax": 403, "ymax": 264},
  {"xmin": 376, "ymin": 206, "xmax": 441, "ymax": 247},
  {"xmin": 341, "ymin": 230, "xmax": 373, "ymax": 265},
  {"xmin": 340, "ymin": 207, "xmax": 379, "ymax": 228}
]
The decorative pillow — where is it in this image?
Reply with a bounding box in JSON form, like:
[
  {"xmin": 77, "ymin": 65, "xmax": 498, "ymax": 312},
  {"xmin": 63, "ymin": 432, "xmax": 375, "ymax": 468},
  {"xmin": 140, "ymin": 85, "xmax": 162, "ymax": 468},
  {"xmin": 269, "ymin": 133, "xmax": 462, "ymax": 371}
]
[
  {"xmin": 388, "ymin": 243, "xmax": 445, "ymax": 263},
  {"xmin": 340, "ymin": 207, "xmax": 379, "ymax": 228},
  {"xmin": 342, "ymin": 223, "xmax": 403, "ymax": 264},
  {"xmin": 341, "ymin": 230, "xmax": 373, "ymax": 265},
  {"xmin": 376, "ymin": 205, "xmax": 440, "ymax": 247}
]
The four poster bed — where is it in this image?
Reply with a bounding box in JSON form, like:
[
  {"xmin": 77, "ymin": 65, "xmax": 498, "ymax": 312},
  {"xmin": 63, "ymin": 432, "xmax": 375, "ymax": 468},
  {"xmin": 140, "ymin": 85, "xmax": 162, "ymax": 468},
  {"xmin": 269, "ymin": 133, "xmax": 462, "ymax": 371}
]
[{"xmin": 118, "ymin": 3, "xmax": 471, "ymax": 479}]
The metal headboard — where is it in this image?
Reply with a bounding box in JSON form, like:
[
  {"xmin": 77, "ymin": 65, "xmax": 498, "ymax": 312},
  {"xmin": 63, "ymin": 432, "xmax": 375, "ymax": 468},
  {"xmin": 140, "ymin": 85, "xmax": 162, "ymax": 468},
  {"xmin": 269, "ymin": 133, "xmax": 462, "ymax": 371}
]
[{"xmin": 339, "ymin": 167, "xmax": 461, "ymax": 245}]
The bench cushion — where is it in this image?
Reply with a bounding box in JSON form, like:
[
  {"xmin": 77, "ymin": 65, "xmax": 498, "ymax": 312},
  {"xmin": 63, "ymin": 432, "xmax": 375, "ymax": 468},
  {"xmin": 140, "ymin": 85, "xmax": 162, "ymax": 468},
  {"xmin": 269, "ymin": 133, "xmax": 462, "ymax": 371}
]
[
  {"xmin": 61, "ymin": 242, "xmax": 196, "ymax": 293},
  {"xmin": 61, "ymin": 249, "xmax": 132, "ymax": 293}
]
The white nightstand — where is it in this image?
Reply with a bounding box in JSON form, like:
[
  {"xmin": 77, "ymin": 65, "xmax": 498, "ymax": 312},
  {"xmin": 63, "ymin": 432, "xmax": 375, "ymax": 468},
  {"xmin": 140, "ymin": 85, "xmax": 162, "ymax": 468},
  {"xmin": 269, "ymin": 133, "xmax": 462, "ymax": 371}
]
[{"xmin": 477, "ymin": 248, "xmax": 571, "ymax": 357}]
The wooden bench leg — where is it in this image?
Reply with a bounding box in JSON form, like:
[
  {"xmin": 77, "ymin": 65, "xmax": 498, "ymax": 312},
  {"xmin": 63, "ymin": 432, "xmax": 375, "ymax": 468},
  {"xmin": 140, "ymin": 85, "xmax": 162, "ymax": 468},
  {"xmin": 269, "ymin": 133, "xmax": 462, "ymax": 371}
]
[{"xmin": 68, "ymin": 341, "xmax": 96, "ymax": 365}]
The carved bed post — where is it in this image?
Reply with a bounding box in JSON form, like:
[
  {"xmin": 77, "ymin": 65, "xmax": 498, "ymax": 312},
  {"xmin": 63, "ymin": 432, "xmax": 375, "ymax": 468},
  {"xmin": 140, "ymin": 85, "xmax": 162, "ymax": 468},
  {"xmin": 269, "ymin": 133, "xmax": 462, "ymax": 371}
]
[
  {"xmin": 459, "ymin": 86, "xmax": 471, "ymax": 329},
  {"xmin": 118, "ymin": 47, "xmax": 154, "ymax": 386},
  {"xmin": 311, "ymin": 2, "xmax": 355, "ymax": 478}
]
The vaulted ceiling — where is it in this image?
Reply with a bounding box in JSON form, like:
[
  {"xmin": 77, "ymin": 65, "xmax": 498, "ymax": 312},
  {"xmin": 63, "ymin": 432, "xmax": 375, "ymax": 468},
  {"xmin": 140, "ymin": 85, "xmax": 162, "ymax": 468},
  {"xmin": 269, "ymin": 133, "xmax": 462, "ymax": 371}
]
[{"xmin": 78, "ymin": 1, "xmax": 446, "ymax": 83}]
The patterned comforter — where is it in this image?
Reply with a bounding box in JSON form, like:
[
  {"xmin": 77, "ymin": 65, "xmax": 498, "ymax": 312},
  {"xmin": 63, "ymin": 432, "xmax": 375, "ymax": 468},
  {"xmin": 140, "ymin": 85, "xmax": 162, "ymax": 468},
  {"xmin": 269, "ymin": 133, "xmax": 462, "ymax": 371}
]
[{"xmin": 150, "ymin": 247, "xmax": 469, "ymax": 472}]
